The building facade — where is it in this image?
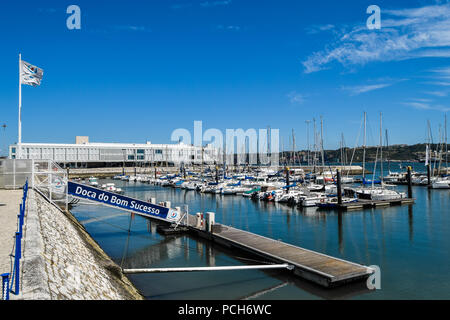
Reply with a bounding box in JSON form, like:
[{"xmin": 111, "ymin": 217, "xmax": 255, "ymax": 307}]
[{"xmin": 9, "ymin": 137, "xmax": 219, "ymax": 168}]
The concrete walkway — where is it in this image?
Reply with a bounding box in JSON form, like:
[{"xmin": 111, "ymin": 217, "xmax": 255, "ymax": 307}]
[{"xmin": 0, "ymin": 190, "xmax": 22, "ymax": 275}]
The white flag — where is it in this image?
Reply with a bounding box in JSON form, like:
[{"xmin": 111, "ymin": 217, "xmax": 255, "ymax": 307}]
[
  {"xmin": 425, "ymin": 145, "xmax": 429, "ymax": 166},
  {"xmin": 20, "ymin": 60, "xmax": 44, "ymax": 87}
]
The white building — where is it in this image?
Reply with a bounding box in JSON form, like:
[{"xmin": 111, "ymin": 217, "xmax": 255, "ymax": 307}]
[{"xmin": 9, "ymin": 136, "xmax": 219, "ymax": 168}]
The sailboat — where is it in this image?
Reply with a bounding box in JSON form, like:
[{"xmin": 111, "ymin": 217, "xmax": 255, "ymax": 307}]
[
  {"xmin": 339, "ymin": 133, "xmax": 354, "ymax": 184},
  {"xmin": 431, "ymin": 178, "xmax": 450, "ymax": 189},
  {"xmin": 355, "ymin": 112, "xmax": 406, "ymax": 200},
  {"xmin": 430, "ymin": 114, "xmax": 450, "ymax": 189}
]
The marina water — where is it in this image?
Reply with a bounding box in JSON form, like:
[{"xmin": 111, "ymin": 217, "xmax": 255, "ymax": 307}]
[{"xmin": 70, "ymin": 162, "xmax": 450, "ymax": 299}]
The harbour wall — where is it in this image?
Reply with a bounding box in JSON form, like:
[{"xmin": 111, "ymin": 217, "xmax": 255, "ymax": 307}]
[
  {"xmin": 67, "ymin": 166, "xmax": 180, "ymax": 179},
  {"xmin": 17, "ymin": 189, "xmax": 143, "ymax": 300},
  {"xmin": 67, "ymin": 165, "xmax": 367, "ymax": 179}
]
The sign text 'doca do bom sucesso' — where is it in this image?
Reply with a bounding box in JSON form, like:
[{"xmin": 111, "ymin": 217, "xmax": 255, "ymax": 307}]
[{"xmin": 67, "ymin": 181, "xmax": 180, "ymax": 222}]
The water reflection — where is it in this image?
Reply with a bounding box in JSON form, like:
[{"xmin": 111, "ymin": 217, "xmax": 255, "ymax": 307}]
[
  {"xmin": 338, "ymin": 213, "xmax": 343, "ymax": 254},
  {"xmin": 123, "ymin": 231, "xmax": 375, "ymax": 300},
  {"xmin": 408, "ymin": 205, "xmax": 414, "ymax": 242},
  {"xmin": 70, "ymin": 179, "xmax": 450, "ymax": 300}
]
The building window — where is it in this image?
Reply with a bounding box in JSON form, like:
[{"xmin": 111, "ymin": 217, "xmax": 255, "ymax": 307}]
[
  {"xmin": 128, "ymin": 155, "xmax": 135, "ymax": 160},
  {"xmin": 11, "ymin": 147, "xmax": 16, "ymax": 153},
  {"xmin": 155, "ymin": 149, "xmax": 163, "ymax": 154},
  {"xmin": 137, "ymin": 149, "xmax": 145, "ymax": 154}
]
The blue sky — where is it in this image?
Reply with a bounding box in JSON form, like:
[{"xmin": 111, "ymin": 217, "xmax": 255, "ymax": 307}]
[{"xmin": 0, "ymin": 0, "xmax": 449, "ymax": 156}]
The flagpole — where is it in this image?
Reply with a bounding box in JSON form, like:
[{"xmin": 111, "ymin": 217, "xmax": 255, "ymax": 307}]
[{"xmin": 18, "ymin": 53, "xmax": 22, "ymax": 159}]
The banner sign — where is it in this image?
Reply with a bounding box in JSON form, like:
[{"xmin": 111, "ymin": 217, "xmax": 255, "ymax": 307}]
[{"xmin": 67, "ymin": 181, "xmax": 180, "ymax": 222}]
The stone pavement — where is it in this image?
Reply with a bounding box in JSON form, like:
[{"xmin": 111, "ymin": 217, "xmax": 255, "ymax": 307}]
[
  {"xmin": 0, "ymin": 190, "xmax": 22, "ymax": 276},
  {"xmin": 17, "ymin": 190, "xmax": 143, "ymax": 300}
]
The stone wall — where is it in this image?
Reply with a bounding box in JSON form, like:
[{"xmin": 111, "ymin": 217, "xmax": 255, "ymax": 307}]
[
  {"xmin": 18, "ymin": 189, "xmax": 143, "ymax": 300},
  {"xmin": 67, "ymin": 166, "xmax": 179, "ymax": 178}
]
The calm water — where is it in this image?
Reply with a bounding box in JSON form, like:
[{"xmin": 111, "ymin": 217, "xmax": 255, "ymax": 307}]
[{"xmin": 70, "ymin": 162, "xmax": 450, "ymax": 299}]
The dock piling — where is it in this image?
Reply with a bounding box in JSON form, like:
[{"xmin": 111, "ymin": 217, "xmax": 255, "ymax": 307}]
[
  {"xmin": 285, "ymin": 167, "xmax": 290, "ymax": 193},
  {"xmin": 196, "ymin": 212, "xmax": 202, "ymax": 228},
  {"xmin": 407, "ymin": 166, "xmax": 413, "ymax": 199},
  {"xmin": 205, "ymin": 212, "xmax": 215, "ymax": 233},
  {"xmin": 336, "ymin": 169, "xmax": 342, "ymax": 205}
]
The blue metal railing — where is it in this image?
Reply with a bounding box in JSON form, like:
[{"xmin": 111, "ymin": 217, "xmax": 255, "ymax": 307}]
[
  {"xmin": 2, "ymin": 179, "xmax": 28, "ymax": 300},
  {"xmin": 1, "ymin": 273, "xmax": 9, "ymax": 300}
]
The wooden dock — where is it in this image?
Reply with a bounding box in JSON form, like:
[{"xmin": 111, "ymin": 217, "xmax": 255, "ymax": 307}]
[
  {"xmin": 188, "ymin": 223, "xmax": 373, "ymax": 288},
  {"xmin": 336, "ymin": 198, "xmax": 415, "ymax": 211}
]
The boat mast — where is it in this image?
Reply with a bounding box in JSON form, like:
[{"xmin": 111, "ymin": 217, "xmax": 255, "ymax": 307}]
[
  {"xmin": 444, "ymin": 114, "xmax": 448, "ymax": 174},
  {"xmin": 201, "ymin": 146, "xmax": 204, "ymax": 181},
  {"xmin": 385, "ymin": 129, "xmax": 390, "ymax": 173},
  {"xmin": 320, "ymin": 115, "xmax": 325, "ymax": 171},
  {"xmin": 267, "ymin": 125, "xmax": 271, "ymax": 168},
  {"xmin": 380, "ymin": 112, "xmax": 383, "ymax": 184},
  {"xmin": 362, "ymin": 111, "xmax": 367, "ymax": 181},
  {"xmin": 292, "ymin": 128, "xmax": 296, "ymax": 166},
  {"xmin": 427, "ymin": 120, "xmax": 432, "ymax": 178},
  {"xmin": 305, "ymin": 120, "xmax": 311, "ymax": 167},
  {"xmin": 429, "ymin": 120, "xmax": 438, "ymax": 177},
  {"xmin": 437, "ymin": 124, "xmax": 443, "ymax": 176},
  {"xmin": 224, "ymin": 146, "xmax": 227, "ymax": 177},
  {"xmin": 313, "ymin": 118, "xmax": 317, "ymax": 173},
  {"xmin": 340, "ymin": 133, "xmax": 344, "ymax": 169},
  {"xmin": 371, "ymin": 113, "xmax": 380, "ymax": 190}
]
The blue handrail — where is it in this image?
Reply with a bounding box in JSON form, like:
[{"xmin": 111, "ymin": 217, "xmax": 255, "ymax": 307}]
[
  {"xmin": 3, "ymin": 179, "xmax": 28, "ymax": 300},
  {"xmin": 1, "ymin": 273, "xmax": 10, "ymax": 300}
]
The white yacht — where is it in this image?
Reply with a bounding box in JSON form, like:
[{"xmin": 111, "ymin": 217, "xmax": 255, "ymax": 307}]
[
  {"xmin": 431, "ymin": 178, "xmax": 450, "ymax": 189},
  {"xmin": 297, "ymin": 193, "xmax": 327, "ymax": 207},
  {"xmin": 185, "ymin": 181, "xmax": 200, "ymax": 190},
  {"xmin": 306, "ymin": 183, "xmax": 324, "ymax": 192},
  {"xmin": 355, "ymin": 187, "xmax": 406, "ymax": 200},
  {"xmin": 88, "ymin": 177, "xmax": 98, "ymax": 186},
  {"xmin": 221, "ymin": 187, "xmax": 237, "ymax": 195},
  {"xmin": 274, "ymin": 190, "xmax": 304, "ymax": 203},
  {"xmin": 316, "ymin": 196, "xmax": 358, "ymax": 208},
  {"xmin": 341, "ymin": 176, "xmax": 354, "ymax": 184},
  {"xmin": 384, "ymin": 171, "xmax": 405, "ymax": 183},
  {"xmin": 324, "ymin": 184, "xmax": 337, "ymax": 195}
]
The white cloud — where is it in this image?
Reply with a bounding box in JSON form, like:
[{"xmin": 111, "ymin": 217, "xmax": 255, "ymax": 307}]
[
  {"xmin": 113, "ymin": 25, "xmax": 151, "ymax": 33},
  {"xmin": 305, "ymin": 24, "xmax": 336, "ymax": 34},
  {"xmin": 427, "ymin": 81, "xmax": 450, "ymax": 86},
  {"xmin": 171, "ymin": 1, "xmax": 231, "ymax": 10},
  {"xmin": 200, "ymin": 0, "xmax": 232, "ymax": 7},
  {"xmin": 342, "ymin": 83, "xmax": 392, "ymax": 95},
  {"xmin": 402, "ymin": 101, "xmax": 433, "ymax": 110},
  {"xmin": 429, "ymin": 66, "xmax": 450, "ymax": 81},
  {"xmin": 430, "ymin": 66, "xmax": 450, "ymax": 74},
  {"xmin": 216, "ymin": 25, "xmax": 241, "ymax": 31},
  {"xmin": 302, "ymin": 3, "xmax": 450, "ymax": 73},
  {"xmin": 171, "ymin": 3, "xmax": 193, "ymax": 10},
  {"xmin": 287, "ymin": 92, "xmax": 306, "ymax": 104},
  {"xmin": 341, "ymin": 78, "xmax": 406, "ymax": 95},
  {"xmin": 424, "ymin": 90, "xmax": 448, "ymax": 97},
  {"xmin": 402, "ymin": 99, "xmax": 450, "ymax": 112}
]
